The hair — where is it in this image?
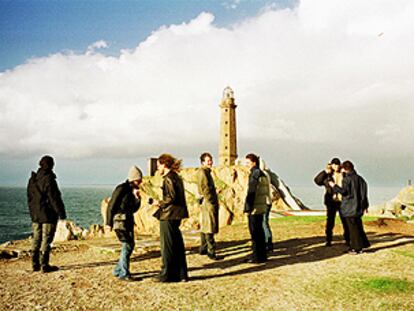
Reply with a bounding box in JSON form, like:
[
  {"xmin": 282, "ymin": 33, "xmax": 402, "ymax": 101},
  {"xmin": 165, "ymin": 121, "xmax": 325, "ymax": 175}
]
[
  {"xmin": 200, "ymin": 152, "xmax": 213, "ymax": 163},
  {"xmin": 158, "ymin": 153, "xmax": 182, "ymax": 172},
  {"xmin": 39, "ymin": 155, "xmax": 54, "ymax": 170},
  {"xmin": 330, "ymin": 157, "xmax": 341, "ymax": 165},
  {"xmin": 245, "ymin": 153, "xmax": 259, "ymax": 166},
  {"xmin": 342, "ymin": 160, "xmax": 354, "ymax": 171}
]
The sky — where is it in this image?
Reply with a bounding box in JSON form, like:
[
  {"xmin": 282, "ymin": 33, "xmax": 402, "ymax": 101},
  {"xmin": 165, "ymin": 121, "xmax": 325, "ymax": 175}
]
[{"xmin": 0, "ymin": 0, "xmax": 413, "ymax": 187}]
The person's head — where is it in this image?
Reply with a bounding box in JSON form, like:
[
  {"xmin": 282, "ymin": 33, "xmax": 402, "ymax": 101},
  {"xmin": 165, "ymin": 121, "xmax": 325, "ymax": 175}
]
[
  {"xmin": 341, "ymin": 160, "xmax": 354, "ymax": 173},
  {"xmin": 200, "ymin": 152, "xmax": 213, "ymax": 168},
  {"xmin": 127, "ymin": 166, "xmax": 143, "ymax": 189},
  {"xmin": 157, "ymin": 153, "xmax": 182, "ymax": 175},
  {"xmin": 330, "ymin": 157, "xmax": 341, "ymax": 173},
  {"xmin": 39, "ymin": 155, "xmax": 55, "ymax": 171},
  {"xmin": 245, "ymin": 153, "xmax": 259, "ymax": 170}
]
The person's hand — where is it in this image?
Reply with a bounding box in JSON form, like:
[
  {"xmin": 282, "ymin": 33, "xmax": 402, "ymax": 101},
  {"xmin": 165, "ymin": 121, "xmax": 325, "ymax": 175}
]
[
  {"xmin": 328, "ymin": 181, "xmax": 335, "ymax": 188},
  {"xmin": 133, "ymin": 189, "xmax": 140, "ymax": 199},
  {"xmin": 105, "ymin": 225, "xmax": 112, "ymax": 232},
  {"xmin": 325, "ymin": 164, "xmax": 332, "ymax": 173}
]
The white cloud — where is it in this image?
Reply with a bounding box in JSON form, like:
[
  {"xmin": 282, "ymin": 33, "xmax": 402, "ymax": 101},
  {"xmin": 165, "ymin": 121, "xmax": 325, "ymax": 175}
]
[
  {"xmin": 1, "ymin": 0, "xmax": 414, "ymax": 168},
  {"xmin": 222, "ymin": 0, "xmax": 242, "ymax": 10}
]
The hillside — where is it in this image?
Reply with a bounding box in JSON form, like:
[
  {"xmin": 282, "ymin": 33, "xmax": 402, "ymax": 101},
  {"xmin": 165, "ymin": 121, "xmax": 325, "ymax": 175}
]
[{"xmin": 1, "ymin": 217, "xmax": 414, "ymax": 310}]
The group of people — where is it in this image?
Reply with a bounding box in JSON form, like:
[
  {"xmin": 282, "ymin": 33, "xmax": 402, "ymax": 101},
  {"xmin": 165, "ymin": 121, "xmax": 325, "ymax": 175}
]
[
  {"xmin": 105, "ymin": 152, "xmax": 275, "ymax": 282},
  {"xmin": 314, "ymin": 158, "xmax": 370, "ymax": 255},
  {"xmin": 26, "ymin": 153, "xmax": 369, "ymax": 283}
]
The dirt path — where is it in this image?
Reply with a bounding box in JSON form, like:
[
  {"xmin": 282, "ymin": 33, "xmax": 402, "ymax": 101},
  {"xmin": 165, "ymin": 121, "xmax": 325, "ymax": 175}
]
[{"xmin": 1, "ymin": 218, "xmax": 413, "ymax": 310}]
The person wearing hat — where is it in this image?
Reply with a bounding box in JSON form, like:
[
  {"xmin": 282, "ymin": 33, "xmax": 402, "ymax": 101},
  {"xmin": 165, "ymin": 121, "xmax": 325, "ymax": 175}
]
[
  {"xmin": 314, "ymin": 158, "xmax": 350, "ymax": 246},
  {"xmin": 106, "ymin": 166, "xmax": 143, "ymax": 281},
  {"xmin": 27, "ymin": 155, "xmax": 67, "ymax": 273}
]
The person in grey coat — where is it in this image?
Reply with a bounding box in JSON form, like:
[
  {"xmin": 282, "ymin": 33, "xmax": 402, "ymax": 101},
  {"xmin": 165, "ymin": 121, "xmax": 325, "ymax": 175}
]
[
  {"xmin": 329, "ymin": 160, "xmax": 370, "ymax": 254},
  {"xmin": 197, "ymin": 152, "xmax": 220, "ymax": 260},
  {"xmin": 27, "ymin": 155, "xmax": 66, "ymax": 273}
]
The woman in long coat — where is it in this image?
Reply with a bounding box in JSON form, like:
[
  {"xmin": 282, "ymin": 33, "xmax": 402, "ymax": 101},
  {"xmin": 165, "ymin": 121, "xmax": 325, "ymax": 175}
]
[{"xmin": 154, "ymin": 153, "xmax": 189, "ymax": 282}]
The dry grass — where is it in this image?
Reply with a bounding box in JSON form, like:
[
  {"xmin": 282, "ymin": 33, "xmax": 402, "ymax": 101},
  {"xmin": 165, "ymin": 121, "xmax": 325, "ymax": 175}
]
[{"xmin": 1, "ymin": 217, "xmax": 414, "ymax": 311}]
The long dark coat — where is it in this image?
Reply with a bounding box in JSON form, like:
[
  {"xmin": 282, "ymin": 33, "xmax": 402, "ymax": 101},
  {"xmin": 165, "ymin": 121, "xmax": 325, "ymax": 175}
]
[
  {"xmin": 197, "ymin": 167, "xmax": 219, "ymax": 234},
  {"xmin": 333, "ymin": 170, "xmax": 369, "ymax": 218},
  {"xmin": 158, "ymin": 171, "xmax": 189, "ymax": 220},
  {"xmin": 27, "ymin": 168, "xmax": 66, "ymax": 224}
]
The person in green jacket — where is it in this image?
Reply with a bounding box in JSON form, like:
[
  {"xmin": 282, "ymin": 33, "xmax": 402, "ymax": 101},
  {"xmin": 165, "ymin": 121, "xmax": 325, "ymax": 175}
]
[
  {"xmin": 244, "ymin": 153, "xmax": 269, "ymax": 263},
  {"xmin": 197, "ymin": 152, "xmax": 220, "ymax": 260}
]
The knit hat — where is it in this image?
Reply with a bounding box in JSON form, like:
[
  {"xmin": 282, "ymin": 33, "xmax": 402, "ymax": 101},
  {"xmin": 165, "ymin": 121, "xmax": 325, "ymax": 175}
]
[{"xmin": 127, "ymin": 166, "xmax": 143, "ymax": 182}]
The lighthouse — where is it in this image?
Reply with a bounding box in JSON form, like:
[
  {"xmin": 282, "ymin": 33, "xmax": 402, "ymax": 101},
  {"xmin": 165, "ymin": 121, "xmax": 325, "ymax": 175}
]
[{"xmin": 218, "ymin": 86, "xmax": 237, "ymax": 166}]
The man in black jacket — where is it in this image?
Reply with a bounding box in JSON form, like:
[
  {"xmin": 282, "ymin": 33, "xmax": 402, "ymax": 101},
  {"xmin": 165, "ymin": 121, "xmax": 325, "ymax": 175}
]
[
  {"xmin": 329, "ymin": 160, "xmax": 370, "ymax": 254},
  {"xmin": 27, "ymin": 155, "xmax": 66, "ymax": 273},
  {"xmin": 106, "ymin": 166, "xmax": 142, "ymax": 281},
  {"xmin": 314, "ymin": 158, "xmax": 349, "ymax": 246}
]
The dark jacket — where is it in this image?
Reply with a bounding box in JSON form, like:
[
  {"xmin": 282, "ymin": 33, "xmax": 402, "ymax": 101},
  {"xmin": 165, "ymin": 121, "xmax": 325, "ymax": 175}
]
[
  {"xmin": 106, "ymin": 181, "xmax": 141, "ymax": 231},
  {"xmin": 27, "ymin": 168, "xmax": 66, "ymax": 224},
  {"xmin": 314, "ymin": 170, "xmax": 337, "ymax": 205},
  {"xmin": 197, "ymin": 167, "xmax": 219, "ymax": 234},
  {"xmin": 158, "ymin": 171, "xmax": 189, "ymax": 221},
  {"xmin": 244, "ymin": 166, "xmax": 269, "ymax": 215},
  {"xmin": 332, "ymin": 170, "xmax": 369, "ymax": 218}
]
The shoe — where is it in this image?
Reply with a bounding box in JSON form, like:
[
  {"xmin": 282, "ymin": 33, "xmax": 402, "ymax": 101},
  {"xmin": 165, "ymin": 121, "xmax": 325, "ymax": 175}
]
[
  {"xmin": 245, "ymin": 257, "xmax": 266, "ymax": 264},
  {"xmin": 41, "ymin": 265, "xmax": 59, "ymax": 273},
  {"xmin": 199, "ymin": 249, "xmax": 207, "ymax": 255},
  {"xmin": 347, "ymin": 249, "xmax": 363, "ymax": 255},
  {"xmin": 325, "ymin": 241, "xmax": 332, "ymax": 247},
  {"xmin": 207, "ymin": 253, "xmax": 223, "ymax": 261},
  {"xmin": 181, "ymin": 278, "xmax": 189, "ymax": 283},
  {"xmin": 32, "ymin": 265, "xmax": 41, "ymax": 272}
]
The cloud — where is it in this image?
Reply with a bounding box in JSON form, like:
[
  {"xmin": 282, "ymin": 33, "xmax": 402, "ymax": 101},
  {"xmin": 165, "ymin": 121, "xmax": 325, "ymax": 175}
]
[
  {"xmin": 222, "ymin": 0, "xmax": 242, "ymax": 10},
  {"xmin": 1, "ymin": 0, "xmax": 414, "ymax": 170},
  {"xmin": 86, "ymin": 40, "xmax": 109, "ymax": 55}
]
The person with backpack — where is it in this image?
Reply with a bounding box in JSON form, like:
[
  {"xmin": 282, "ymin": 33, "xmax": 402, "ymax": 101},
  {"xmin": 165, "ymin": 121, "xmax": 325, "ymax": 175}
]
[
  {"xmin": 244, "ymin": 153, "xmax": 269, "ymax": 263},
  {"xmin": 27, "ymin": 155, "xmax": 66, "ymax": 273},
  {"xmin": 106, "ymin": 166, "xmax": 143, "ymax": 281}
]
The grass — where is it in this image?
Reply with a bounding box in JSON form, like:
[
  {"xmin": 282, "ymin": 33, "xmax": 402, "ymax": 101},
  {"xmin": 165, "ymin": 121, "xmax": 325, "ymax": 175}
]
[
  {"xmin": 354, "ymin": 277, "xmax": 414, "ymax": 293},
  {"xmin": 394, "ymin": 250, "xmax": 414, "ymax": 260},
  {"xmin": 271, "ymin": 215, "xmax": 326, "ymax": 224}
]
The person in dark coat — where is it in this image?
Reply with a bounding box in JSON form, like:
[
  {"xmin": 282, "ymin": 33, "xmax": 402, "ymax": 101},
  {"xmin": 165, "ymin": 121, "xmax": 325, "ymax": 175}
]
[
  {"xmin": 314, "ymin": 158, "xmax": 350, "ymax": 246},
  {"xmin": 244, "ymin": 153, "xmax": 269, "ymax": 263},
  {"xmin": 153, "ymin": 153, "xmax": 189, "ymax": 282},
  {"xmin": 329, "ymin": 160, "xmax": 370, "ymax": 254},
  {"xmin": 106, "ymin": 166, "xmax": 142, "ymax": 281},
  {"xmin": 27, "ymin": 155, "xmax": 66, "ymax": 273},
  {"xmin": 197, "ymin": 152, "xmax": 220, "ymax": 260}
]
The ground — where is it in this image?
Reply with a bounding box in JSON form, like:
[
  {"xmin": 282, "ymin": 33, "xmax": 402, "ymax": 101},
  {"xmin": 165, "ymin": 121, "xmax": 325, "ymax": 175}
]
[{"xmin": 1, "ymin": 217, "xmax": 414, "ymax": 311}]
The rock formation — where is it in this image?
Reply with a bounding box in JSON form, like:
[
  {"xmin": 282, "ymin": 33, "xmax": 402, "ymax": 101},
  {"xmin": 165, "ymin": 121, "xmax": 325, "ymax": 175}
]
[
  {"xmin": 368, "ymin": 186, "xmax": 414, "ymax": 218},
  {"xmin": 101, "ymin": 165, "xmax": 308, "ymax": 235}
]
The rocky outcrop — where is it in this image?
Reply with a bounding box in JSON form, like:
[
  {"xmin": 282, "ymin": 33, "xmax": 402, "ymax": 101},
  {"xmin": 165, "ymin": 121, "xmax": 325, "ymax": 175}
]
[
  {"xmin": 368, "ymin": 186, "xmax": 414, "ymax": 218},
  {"xmin": 101, "ymin": 165, "xmax": 308, "ymax": 235}
]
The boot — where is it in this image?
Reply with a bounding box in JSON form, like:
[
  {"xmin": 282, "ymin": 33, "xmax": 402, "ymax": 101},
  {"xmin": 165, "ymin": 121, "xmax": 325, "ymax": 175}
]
[
  {"xmin": 32, "ymin": 250, "xmax": 40, "ymax": 272},
  {"xmin": 41, "ymin": 251, "xmax": 59, "ymax": 273}
]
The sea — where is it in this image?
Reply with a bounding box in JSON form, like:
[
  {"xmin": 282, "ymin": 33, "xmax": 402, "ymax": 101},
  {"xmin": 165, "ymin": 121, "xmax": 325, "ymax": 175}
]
[{"xmin": 0, "ymin": 185, "xmax": 403, "ymax": 244}]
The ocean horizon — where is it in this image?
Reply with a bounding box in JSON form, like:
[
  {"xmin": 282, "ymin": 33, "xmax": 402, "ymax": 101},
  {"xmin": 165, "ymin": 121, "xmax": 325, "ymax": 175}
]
[{"xmin": 0, "ymin": 185, "xmax": 404, "ymax": 244}]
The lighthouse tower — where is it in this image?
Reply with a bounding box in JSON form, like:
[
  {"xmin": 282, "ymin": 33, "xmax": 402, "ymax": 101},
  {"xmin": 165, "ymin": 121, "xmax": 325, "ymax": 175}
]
[{"xmin": 218, "ymin": 86, "xmax": 237, "ymax": 166}]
